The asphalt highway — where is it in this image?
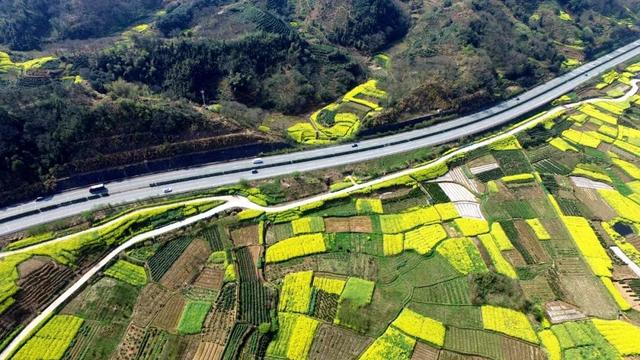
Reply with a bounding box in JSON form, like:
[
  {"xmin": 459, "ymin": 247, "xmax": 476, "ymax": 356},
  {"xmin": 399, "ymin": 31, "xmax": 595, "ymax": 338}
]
[{"xmin": 2, "ymin": 38, "xmax": 640, "ymax": 236}]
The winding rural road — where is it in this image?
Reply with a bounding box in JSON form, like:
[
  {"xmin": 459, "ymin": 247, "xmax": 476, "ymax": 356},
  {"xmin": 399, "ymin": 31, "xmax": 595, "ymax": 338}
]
[
  {"xmin": 2, "ymin": 78, "xmax": 639, "ymax": 360},
  {"xmin": 2, "ymin": 40, "xmax": 640, "ymax": 237}
]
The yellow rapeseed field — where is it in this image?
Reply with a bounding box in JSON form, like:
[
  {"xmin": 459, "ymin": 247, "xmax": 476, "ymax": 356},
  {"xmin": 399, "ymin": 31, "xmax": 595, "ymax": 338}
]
[
  {"xmin": 481, "ymin": 305, "xmax": 539, "ymax": 344},
  {"xmin": 391, "ymin": 308, "xmax": 446, "ymax": 346},
  {"xmin": 266, "ymin": 234, "xmax": 327, "ymax": 263}
]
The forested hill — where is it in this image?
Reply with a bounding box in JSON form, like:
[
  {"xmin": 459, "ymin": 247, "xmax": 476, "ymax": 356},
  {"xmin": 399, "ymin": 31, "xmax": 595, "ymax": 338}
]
[{"xmin": 0, "ymin": 0, "xmax": 640, "ymax": 204}]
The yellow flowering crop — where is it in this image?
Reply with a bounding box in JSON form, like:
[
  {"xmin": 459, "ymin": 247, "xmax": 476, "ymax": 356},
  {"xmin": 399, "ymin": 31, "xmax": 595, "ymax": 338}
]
[
  {"xmin": 291, "ymin": 217, "xmax": 325, "ymax": 235},
  {"xmin": 278, "ymin": 271, "xmax": 313, "ymax": 313},
  {"xmin": 549, "ymin": 137, "xmax": 578, "ymax": 152},
  {"xmin": 612, "ymin": 158, "xmax": 640, "ymax": 180},
  {"xmin": 561, "ymin": 216, "xmax": 612, "ymax": 277},
  {"xmin": 526, "ymin": 219, "xmax": 551, "ymax": 240},
  {"xmin": 613, "ymin": 139, "xmax": 640, "ymax": 154},
  {"xmin": 380, "ymin": 206, "xmax": 441, "ymax": 233},
  {"xmin": 360, "ymin": 326, "xmax": 416, "ymax": 360},
  {"xmin": 598, "ymin": 189, "xmax": 640, "ymax": 223},
  {"xmin": 490, "ymin": 223, "xmax": 514, "ymax": 250},
  {"xmin": 356, "ymin": 198, "xmax": 384, "ymax": 214},
  {"xmin": 392, "ymin": 308, "xmax": 446, "ymax": 346},
  {"xmin": 598, "ymin": 124, "xmax": 618, "ymax": 138},
  {"xmin": 313, "ymin": 276, "xmax": 346, "ymax": 295},
  {"xmin": 594, "ymin": 101, "xmax": 628, "ymax": 115},
  {"xmin": 383, "ymin": 234, "xmax": 404, "ymax": 256},
  {"xmin": 592, "ymin": 319, "xmax": 640, "ymax": 355},
  {"xmin": 579, "ymin": 104, "xmax": 618, "ymax": 124},
  {"xmin": 490, "ymin": 136, "xmax": 522, "ymax": 150},
  {"xmin": 600, "ymin": 277, "xmax": 631, "ymax": 311},
  {"xmin": 434, "ymin": 203, "xmax": 459, "ymax": 221},
  {"xmin": 478, "ymin": 234, "xmax": 517, "ymax": 279},
  {"xmin": 502, "ymin": 173, "xmax": 535, "ymax": 183},
  {"xmin": 454, "ymin": 218, "xmax": 490, "ymax": 236},
  {"xmin": 404, "ymin": 224, "xmax": 448, "ymax": 255},
  {"xmin": 538, "ymin": 330, "xmax": 561, "ymax": 360},
  {"xmin": 266, "ymin": 233, "xmax": 327, "ymax": 263},
  {"xmin": 572, "ymin": 166, "xmax": 612, "ymax": 183},
  {"xmin": 13, "ymin": 315, "xmax": 84, "ymax": 360},
  {"xmin": 562, "ymin": 129, "xmax": 602, "ymax": 148},
  {"xmin": 481, "ymin": 305, "xmax": 539, "ymax": 344},
  {"xmin": 267, "ymin": 312, "xmax": 319, "ymax": 359},
  {"xmin": 436, "ymin": 238, "xmax": 488, "ymax": 275}
]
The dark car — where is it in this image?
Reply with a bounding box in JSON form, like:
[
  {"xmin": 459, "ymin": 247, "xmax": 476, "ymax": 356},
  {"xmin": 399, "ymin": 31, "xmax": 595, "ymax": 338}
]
[{"xmin": 252, "ymin": 169, "xmax": 259, "ymax": 174}]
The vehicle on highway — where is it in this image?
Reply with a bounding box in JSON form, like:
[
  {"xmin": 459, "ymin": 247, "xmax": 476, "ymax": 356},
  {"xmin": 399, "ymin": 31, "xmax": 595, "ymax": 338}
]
[
  {"xmin": 89, "ymin": 184, "xmax": 108, "ymax": 194},
  {"xmin": 352, "ymin": 143, "xmax": 359, "ymax": 148},
  {"xmin": 35, "ymin": 196, "xmax": 45, "ymax": 202},
  {"xmin": 163, "ymin": 188, "xmax": 173, "ymax": 194},
  {"xmin": 251, "ymin": 169, "xmax": 259, "ymax": 174},
  {"xmin": 253, "ymin": 158, "xmax": 264, "ymax": 165}
]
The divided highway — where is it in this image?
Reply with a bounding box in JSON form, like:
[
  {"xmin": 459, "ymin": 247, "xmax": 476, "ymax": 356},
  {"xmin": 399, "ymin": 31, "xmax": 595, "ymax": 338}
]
[{"xmin": 2, "ymin": 38, "xmax": 640, "ymax": 236}]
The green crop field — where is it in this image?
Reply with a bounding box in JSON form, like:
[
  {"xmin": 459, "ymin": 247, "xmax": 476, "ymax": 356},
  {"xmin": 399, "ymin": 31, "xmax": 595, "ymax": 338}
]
[{"xmin": 177, "ymin": 301, "xmax": 212, "ymax": 334}]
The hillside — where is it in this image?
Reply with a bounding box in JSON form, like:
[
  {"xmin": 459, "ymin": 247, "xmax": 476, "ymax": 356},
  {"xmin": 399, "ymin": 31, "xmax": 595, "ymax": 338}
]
[{"xmin": 0, "ymin": 0, "xmax": 640, "ymax": 203}]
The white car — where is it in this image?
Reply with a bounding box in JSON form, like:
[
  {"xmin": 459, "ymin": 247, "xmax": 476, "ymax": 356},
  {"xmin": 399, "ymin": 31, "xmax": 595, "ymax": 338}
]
[
  {"xmin": 253, "ymin": 158, "xmax": 264, "ymax": 165},
  {"xmin": 163, "ymin": 188, "xmax": 173, "ymax": 194}
]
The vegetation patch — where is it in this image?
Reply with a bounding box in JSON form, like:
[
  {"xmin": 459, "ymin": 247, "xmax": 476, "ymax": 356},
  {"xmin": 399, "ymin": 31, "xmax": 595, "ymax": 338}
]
[
  {"xmin": 177, "ymin": 301, "xmax": 212, "ymax": 334},
  {"xmin": 104, "ymin": 260, "xmax": 147, "ymax": 287}
]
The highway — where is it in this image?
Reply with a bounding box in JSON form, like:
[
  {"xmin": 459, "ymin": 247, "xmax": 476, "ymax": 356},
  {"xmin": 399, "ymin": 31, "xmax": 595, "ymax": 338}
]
[{"xmin": 2, "ymin": 38, "xmax": 640, "ymax": 236}]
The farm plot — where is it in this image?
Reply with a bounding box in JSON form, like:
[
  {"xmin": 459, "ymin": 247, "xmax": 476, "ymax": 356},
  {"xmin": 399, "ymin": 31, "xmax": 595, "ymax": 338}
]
[
  {"xmin": 201, "ymin": 285, "xmax": 237, "ymax": 345},
  {"xmin": 410, "ymin": 342, "xmax": 440, "ymax": 360},
  {"xmin": 193, "ymin": 342, "xmax": 225, "ymax": 360},
  {"xmin": 493, "ymin": 150, "xmax": 533, "ymax": 176},
  {"xmin": 308, "ymin": 323, "xmax": 373, "ymax": 360},
  {"xmin": 513, "ymin": 221, "xmax": 551, "ymax": 264},
  {"xmin": 62, "ymin": 277, "xmax": 138, "ymax": 324},
  {"xmin": 411, "ymin": 277, "xmax": 471, "ymax": 305},
  {"xmin": 104, "ymin": 260, "xmax": 147, "ymax": 287},
  {"xmin": 178, "ymin": 300, "xmax": 213, "ymax": 334},
  {"xmin": 266, "ymin": 312, "xmax": 319, "ymax": 359},
  {"xmin": 134, "ymin": 328, "xmax": 169, "ymax": 360},
  {"xmin": 160, "ymin": 239, "xmax": 210, "ymax": 290},
  {"xmin": 408, "ymin": 303, "xmax": 483, "ymax": 330},
  {"xmin": 327, "ymin": 232, "xmax": 383, "ymax": 256},
  {"xmin": 444, "ymin": 327, "xmax": 545, "ymax": 360},
  {"xmin": 151, "ymin": 294, "xmax": 185, "ymax": 331},
  {"xmin": 221, "ymin": 323, "xmax": 252, "ymax": 360},
  {"xmin": 114, "ymin": 324, "xmax": 146, "ymax": 360},
  {"xmin": 520, "ymin": 275, "xmax": 557, "ymax": 303},
  {"xmin": 148, "ymin": 237, "xmax": 193, "ymax": 281},
  {"xmin": 237, "ymin": 246, "xmax": 260, "ymax": 282},
  {"xmin": 12, "ymin": 314, "xmax": 83, "ymax": 360},
  {"xmin": 239, "ymin": 281, "xmax": 271, "ymax": 325},
  {"xmin": 230, "ymin": 224, "xmax": 259, "ymax": 248},
  {"xmin": 63, "ymin": 320, "xmax": 126, "ymax": 360},
  {"xmin": 130, "ymin": 283, "xmax": 174, "ymax": 327},
  {"xmin": 324, "ymin": 216, "xmax": 373, "ymax": 233},
  {"xmin": 0, "ymin": 260, "xmax": 74, "ymax": 340},
  {"xmin": 312, "ymin": 290, "xmax": 340, "ymax": 322},
  {"xmin": 203, "ymin": 225, "xmax": 226, "ymax": 251},
  {"xmin": 192, "ymin": 267, "xmax": 224, "ymax": 290}
]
